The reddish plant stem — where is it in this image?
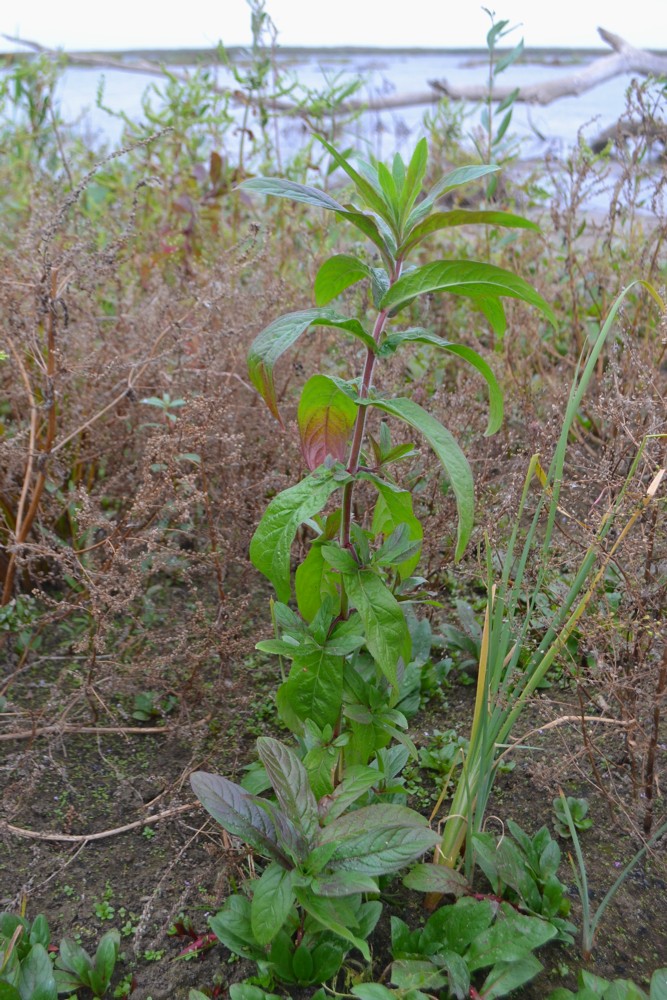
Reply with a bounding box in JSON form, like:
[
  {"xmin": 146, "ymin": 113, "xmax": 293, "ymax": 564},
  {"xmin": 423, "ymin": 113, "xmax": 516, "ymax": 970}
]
[{"xmin": 339, "ymin": 260, "xmax": 403, "ymax": 570}]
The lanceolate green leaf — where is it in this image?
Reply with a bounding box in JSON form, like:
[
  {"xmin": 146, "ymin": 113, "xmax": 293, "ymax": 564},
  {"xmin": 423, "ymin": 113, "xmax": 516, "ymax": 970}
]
[
  {"xmin": 293, "ymin": 887, "xmax": 370, "ymax": 960},
  {"xmin": 379, "ymin": 330, "xmax": 503, "ymax": 435},
  {"xmin": 359, "ymin": 397, "xmax": 474, "ymax": 560},
  {"xmin": 248, "ymin": 309, "xmax": 375, "ymax": 423},
  {"xmin": 257, "ymin": 737, "xmax": 319, "ymax": 844},
  {"xmin": 240, "ymin": 176, "xmax": 346, "ymax": 213},
  {"xmin": 298, "ymin": 375, "xmax": 358, "ymax": 470},
  {"xmin": 399, "ymin": 209, "xmax": 539, "ymax": 255},
  {"xmin": 315, "ymin": 254, "xmax": 373, "ymax": 306},
  {"xmin": 250, "ymin": 862, "xmax": 294, "ymax": 945},
  {"xmin": 294, "ymin": 542, "xmax": 339, "ymax": 621},
  {"xmin": 427, "ymin": 163, "xmax": 500, "ymax": 203},
  {"xmin": 249, "ymin": 467, "xmax": 341, "ymax": 602},
  {"xmin": 190, "ymin": 771, "xmax": 291, "ymax": 867},
  {"xmin": 342, "ymin": 569, "xmax": 410, "ymax": 690},
  {"xmin": 316, "ymin": 134, "xmax": 391, "ymax": 222},
  {"xmin": 363, "ymin": 474, "xmax": 423, "ymax": 579},
  {"xmin": 380, "ymin": 260, "xmax": 556, "ymax": 327},
  {"xmin": 276, "ymin": 647, "xmax": 344, "ymax": 733}
]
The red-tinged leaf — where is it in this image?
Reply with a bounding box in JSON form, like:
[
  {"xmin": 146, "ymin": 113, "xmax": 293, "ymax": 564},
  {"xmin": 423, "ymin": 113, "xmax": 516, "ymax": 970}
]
[
  {"xmin": 298, "ymin": 375, "xmax": 358, "ymax": 470},
  {"xmin": 176, "ymin": 932, "xmax": 217, "ymax": 959}
]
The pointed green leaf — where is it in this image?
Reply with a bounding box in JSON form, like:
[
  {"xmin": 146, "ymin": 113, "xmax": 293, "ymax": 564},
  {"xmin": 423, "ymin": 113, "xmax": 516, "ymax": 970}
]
[
  {"xmin": 316, "ymin": 135, "xmax": 392, "ymax": 222},
  {"xmin": 311, "ymin": 871, "xmax": 380, "ymax": 897},
  {"xmin": 378, "ymin": 331, "xmax": 503, "ymax": 435},
  {"xmin": 329, "ymin": 825, "xmax": 440, "ymax": 874},
  {"xmin": 359, "ymin": 397, "xmax": 474, "ymax": 560},
  {"xmin": 92, "ymin": 931, "xmax": 119, "ymax": 992},
  {"xmin": 250, "ymin": 862, "xmax": 294, "ymax": 945},
  {"xmin": 400, "ymin": 208, "xmax": 538, "ymax": 254},
  {"xmin": 314, "ymin": 254, "xmax": 373, "ymax": 306},
  {"xmin": 257, "ymin": 737, "xmax": 319, "ymax": 844},
  {"xmin": 298, "ymin": 375, "xmax": 358, "ymax": 470},
  {"xmin": 295, "ymin": 542, "xmax": 339, "ymax": 621},
  {"xmin": 57, "ymin": 939, "xmax": 93, "ymax": 980},
  {"xmin": 321, "ymin": 802, "xmax": 428, "ymax": 838},
  {"xmin": 480, "ymin": 955, "xmax": 543, "ymax": 1000},
  {"xmin": 342, "ymin": 569, "xmax": 410, "ymax": 689},
  {"xmin": 17, "ymin": 945, "xmax": 57, "ymax": 1000},
  {"xmin": 364, "ymin": 474, "xmax": 423, "ymax": 579},
  {"xmin": 294, "ymin": 887, "xmax": 370, "ymax": 960},
  {"xmin": 248, "ymin": 308, "xmax": 375, "ymax": 422},
  {"xmin": 322, "ymin": 766, "xmax": 381, "ymax": 822},
  {"xmin": 401, "ymin": 137, "xmax": 428, "ymax": 224},
  {"xmin": 190, "ymin": 771, "xmax": 291, "ymax": 867},
  {"xmin": 240, "ymin": 176, "xmax": 346, "ymax": 213},
  {"xmin": 466, "ymin": 904, "xmax": 557, "ymax": 971},
  {"xmin": 250, "ymin": 466, "xmax": 341, "ymax": 602},
  {"xmin": 380, "ymin": 260, "xmax": 556, "ymax": 327},
  {"xmin": 425, "ymin": 163, "xmax": 500, "ymax": 205},
  {"xmin": 403, "ymin": 862, "xmax": 469, "ymax": 897},
  {"xmin": 276, "ymin": 648, "xmax": 343, "ymax": 733}
]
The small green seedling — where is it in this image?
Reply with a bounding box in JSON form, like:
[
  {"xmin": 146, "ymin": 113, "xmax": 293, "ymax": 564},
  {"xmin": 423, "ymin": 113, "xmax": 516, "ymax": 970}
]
[{"xmin": 553, "ymin": 796, "xmax": 593, "ymax": 838}]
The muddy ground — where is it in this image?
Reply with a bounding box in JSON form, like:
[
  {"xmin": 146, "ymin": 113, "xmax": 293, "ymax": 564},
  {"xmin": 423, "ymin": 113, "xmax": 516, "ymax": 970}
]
[{"xmin": 1, "ymin": 621, "xmax": 666, "ymax": 999}]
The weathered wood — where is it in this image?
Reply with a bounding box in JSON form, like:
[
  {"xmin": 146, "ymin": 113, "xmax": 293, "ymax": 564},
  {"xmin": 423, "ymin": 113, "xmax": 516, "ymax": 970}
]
[
  {"xmin": 3, "ymin": 29, "xmax": 666, "ymax": 118},
  {"xmin": 430, "ymin": 29, "xmax": 667, "ymax": 106}
]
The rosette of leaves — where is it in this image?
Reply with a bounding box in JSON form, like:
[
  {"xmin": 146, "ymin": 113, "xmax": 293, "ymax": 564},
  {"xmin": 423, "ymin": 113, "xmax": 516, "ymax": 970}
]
[
  {"xmin": 191, "ymin": 737, "xmax": 439, "ymax": 964},
  {"xmin": 53, "ymin": 930, "xmax": 120, "ymax": 998}
]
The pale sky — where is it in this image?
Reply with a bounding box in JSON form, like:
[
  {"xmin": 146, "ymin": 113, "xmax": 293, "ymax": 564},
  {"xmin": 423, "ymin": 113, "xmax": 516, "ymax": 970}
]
[{"xmin": 1, "ymin": 0, "xmax": 665, "ymax": 52}]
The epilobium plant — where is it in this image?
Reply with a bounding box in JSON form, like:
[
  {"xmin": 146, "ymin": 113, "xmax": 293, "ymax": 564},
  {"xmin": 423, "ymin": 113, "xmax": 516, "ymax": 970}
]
[{"xmin": 191, "ymin": 136, "xmax": 554, "ymax": 986}]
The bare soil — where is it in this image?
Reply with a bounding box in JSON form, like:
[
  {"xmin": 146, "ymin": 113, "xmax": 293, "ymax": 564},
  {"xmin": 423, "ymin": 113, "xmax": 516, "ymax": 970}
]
[{"xmin": 1, "ymin": 611, "xmax": 666, "ymax": 1000}]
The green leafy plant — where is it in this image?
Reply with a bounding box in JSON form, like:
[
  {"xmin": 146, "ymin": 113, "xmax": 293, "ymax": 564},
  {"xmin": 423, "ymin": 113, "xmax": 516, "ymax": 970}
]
[
  {"xmin": 190, "ymin": 134, "xmax": 554, "ymax": 990},
  {"xmin": 0, "ymin": 911, "xmax": 57, "ymax": 1000},
  {"xmin": 417, "ymin": 282, "xmax": 665, "ymax": 881},
  {"xmin": 557, "ymin": 791, "xmax": 667, "ymax": 961},
  {"xmin": 241, "ymin": 134, "xmax": 551, "ymax": 751},
  {"xmin": 54, "ymin": 929, "xmax": 120, "ymax": 998},
  {"xmin": 553, "ymin": 796, "xmax": 593, "ymax": 838},
  {"xmin": 549, "ymin": 967, "xmax": 667, "ymax": 1000},
  {"xmin": 474, "ymin": 9, "xmax": 524, "ymax": 198},
  {"xmin": 387, "ymin": 896, "xmax": 558, "ymax": 999},
  {"xmin": 131, "ymin": 690, "xmax": 178, "ymax": 722},
  {"xmin": 470, "ymin": 820, "xmax": 576, "ymax": 942},
  {"xmin": 192, "ymin": 736, "xmax": 437, "ymax": 962}
]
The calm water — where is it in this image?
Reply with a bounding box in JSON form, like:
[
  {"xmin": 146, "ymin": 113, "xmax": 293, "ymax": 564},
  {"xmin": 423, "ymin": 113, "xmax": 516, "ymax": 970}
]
[{"xmin": 52, "ymin": 49, "xmax": 643, "ymax": 160}]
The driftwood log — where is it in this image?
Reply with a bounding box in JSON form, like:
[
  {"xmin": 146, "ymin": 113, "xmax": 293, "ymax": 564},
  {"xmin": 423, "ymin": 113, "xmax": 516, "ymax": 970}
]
[{"xmin": 3, "ymin": 28, "xmax": 666, "ymax": 119}]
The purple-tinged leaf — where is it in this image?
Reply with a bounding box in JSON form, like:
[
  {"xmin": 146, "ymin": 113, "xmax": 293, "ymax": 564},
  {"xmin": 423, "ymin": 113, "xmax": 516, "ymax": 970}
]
[
  {"xmin": 298, "ymin": 375, "xmax": 358, "ymax": 470},
  {"xmin": 190, "ymin": 771, "xmax": 290, "ymax": 867},
  {"xmin": 257, "ymin": 738, "xmax": 319, "ymax": 845}
]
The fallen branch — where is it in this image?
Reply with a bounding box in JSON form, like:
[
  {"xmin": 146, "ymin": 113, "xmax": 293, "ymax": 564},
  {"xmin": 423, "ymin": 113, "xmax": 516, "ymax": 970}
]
[
  {"xmin": 8, "ymin": 28, "xmax": 665, "ymax": 118},
  {"xmin": 430, "ymin": 29, "xmax": 667, "ymax": 106},
  {"xmin": 0, "ymin": 723, "xmax": 177, "ymax": 742},
  {"xmin": 2, "ymin": 803, "xmax": 198, "ymax": 843}
]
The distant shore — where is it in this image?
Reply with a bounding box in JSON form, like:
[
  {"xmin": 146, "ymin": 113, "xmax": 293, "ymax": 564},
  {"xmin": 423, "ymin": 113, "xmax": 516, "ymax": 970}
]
[{"xmin": 3, "ymin": 44, "xmax": 665, "ymax": 66}]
